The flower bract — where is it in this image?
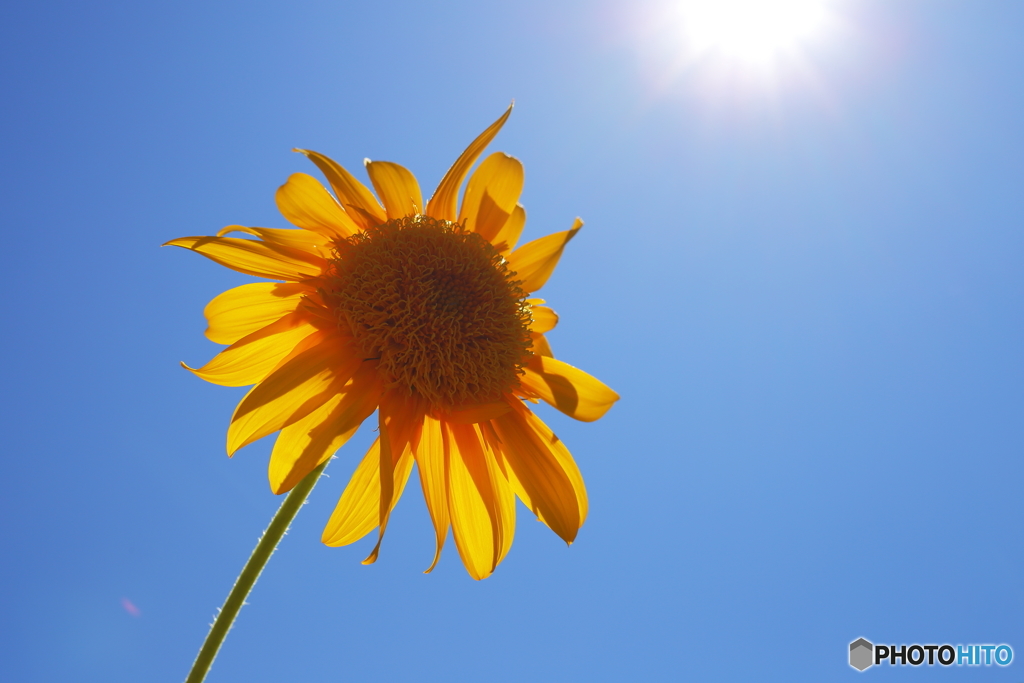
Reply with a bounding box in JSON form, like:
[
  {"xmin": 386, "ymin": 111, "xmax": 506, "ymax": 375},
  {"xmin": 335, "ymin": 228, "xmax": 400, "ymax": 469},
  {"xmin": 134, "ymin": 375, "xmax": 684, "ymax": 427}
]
[{"xmin": 167, "ymin": 107, "xmax": 618, "ymax": 579}]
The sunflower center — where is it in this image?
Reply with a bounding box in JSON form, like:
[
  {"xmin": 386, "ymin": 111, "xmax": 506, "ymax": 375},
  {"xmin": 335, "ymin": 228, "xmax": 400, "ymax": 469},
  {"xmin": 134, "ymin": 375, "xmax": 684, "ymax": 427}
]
[{"xmin": 325, "ymin": 215, "xmax": 531, "ymax": 411}]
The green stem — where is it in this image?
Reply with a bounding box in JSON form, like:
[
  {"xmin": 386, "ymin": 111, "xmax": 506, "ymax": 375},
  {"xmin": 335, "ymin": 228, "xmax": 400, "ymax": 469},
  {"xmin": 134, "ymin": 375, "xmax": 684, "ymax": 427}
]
[{"xmin": 184, "ymin": 461, "xmax": 328, "ymax": 683}]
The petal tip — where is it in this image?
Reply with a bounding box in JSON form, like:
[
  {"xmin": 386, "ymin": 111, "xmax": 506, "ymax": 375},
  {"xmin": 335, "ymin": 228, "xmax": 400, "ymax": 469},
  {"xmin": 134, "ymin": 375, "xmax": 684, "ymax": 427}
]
[
  {"xmin": 363, "ymin": 539, "xmax": 383, "ymax": 565},
  {"xmin": 423, "ymin": 550, "xmax": 443, "ymax": 574}
]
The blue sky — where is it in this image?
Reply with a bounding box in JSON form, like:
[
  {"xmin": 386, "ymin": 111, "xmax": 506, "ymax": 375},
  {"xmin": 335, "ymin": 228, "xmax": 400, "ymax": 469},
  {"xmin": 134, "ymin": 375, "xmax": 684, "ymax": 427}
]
[{"xmin": 1, "ymin": 1, "xmax": 1022, "ymax": 681}]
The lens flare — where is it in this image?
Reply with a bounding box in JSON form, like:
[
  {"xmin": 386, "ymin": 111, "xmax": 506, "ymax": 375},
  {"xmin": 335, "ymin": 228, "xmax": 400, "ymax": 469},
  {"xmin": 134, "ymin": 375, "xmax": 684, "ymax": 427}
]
[{"xmin": 121, "ymin": 597, "xmax": 141, "ymax": 617}]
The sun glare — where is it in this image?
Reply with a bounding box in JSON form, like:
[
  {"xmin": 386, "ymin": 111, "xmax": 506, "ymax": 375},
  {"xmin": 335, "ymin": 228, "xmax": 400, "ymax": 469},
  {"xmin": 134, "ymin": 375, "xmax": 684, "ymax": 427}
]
[{"xmin": 678, "ymin": 0, "xmax": 828, "ymax": 64}]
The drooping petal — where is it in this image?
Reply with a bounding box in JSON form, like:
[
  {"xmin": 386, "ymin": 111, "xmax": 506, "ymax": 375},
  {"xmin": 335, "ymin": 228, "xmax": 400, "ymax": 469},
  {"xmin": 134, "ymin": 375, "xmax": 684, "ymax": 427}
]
[
  {"xmin": 512, "ymin": 401, "xmax": 588, "ymax": 526},
  {"xmin": 164, "ymin": 235, "xmax": 326, "ymax": 281},
  {"xmin": 227, "ymin": 332, "xmax": 361, "ymax": 454},
  {"xmin": 294, "ymin": 149, "xmax": 387, "ymax": 229},
  {"xmin": 442, "ymin": 401, "xmax": 511, "ymax": 424},
  {"xmin": 481, "ymin": 428, "xmax": 516, "ymax": 567},
  {"xmin": 364, "ymin": 393, "xmax": 426, "ymax": 564},
  {"xmin": 446, "ymin": 421, "xmax": 515, "ymax": 579},
  {"xmin": 184, "ymin": 311, "xmax": 321, "ymax": 387},
  {"xmin": 489, "ymin": 401, "xmax": 582, "ymax": 544},
  {"xmin": 425, "ymin": 105, "xmax": 513, "ymax": 222},
  {"xmin": 217, "ymin": 224, "xmax": 329, "ymax": 252},
  {"xmin": 268, "ymin": 361, "xmax": 383, "ymax": 493},
  {"xmin": 458, "ymin": 152, "xmax": 524, "ymax": 243},
  {"xmin": 365, "ymin": 160, "xmax": 423, "ymax": 220},
  {"xmin": 520, "ymin": 355, "xmax": 619, "ymax": 422},
  {"xmin": 322, "ymin": 437, "xmax": 416, "ymax": 547},
  {"xmin": 275, "ymin": 172, "xmax": 360, "ymax": 238},
  {"xmin": 492, "ymin": 204, "xmax": 526, "ymax": 255},
  {"xmin": 203, "ymin": 282, "xmax": 311, "ymax": 345},
  {"xmin": 482, "ymin": 420, "xmax": 537, "ymax": 521},
  {"xmin": 415, "ymin": 414, "xmax": 450, "ymax": 573},
  {"xmin": 507, "ymin": 218, "xmax": 582, "ymax": 294}
]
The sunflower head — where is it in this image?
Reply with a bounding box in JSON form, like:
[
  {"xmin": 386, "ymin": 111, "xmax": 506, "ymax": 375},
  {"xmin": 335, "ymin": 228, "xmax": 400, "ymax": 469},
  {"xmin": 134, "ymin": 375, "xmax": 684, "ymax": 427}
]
[
  {"xmin": 324, "ymin": 214, "xmax": 532, "ymax": 413},
  {"xmin": 167, "ymin": 106, "xmax": 619, "ymax": 579}
]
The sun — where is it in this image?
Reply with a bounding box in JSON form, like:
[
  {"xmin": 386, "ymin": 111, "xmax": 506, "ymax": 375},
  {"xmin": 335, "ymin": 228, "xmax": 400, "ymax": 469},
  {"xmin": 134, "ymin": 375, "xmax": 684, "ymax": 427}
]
[{"xmin": 676, "ymin": 0, "xmax": 829, "ymax": 65}]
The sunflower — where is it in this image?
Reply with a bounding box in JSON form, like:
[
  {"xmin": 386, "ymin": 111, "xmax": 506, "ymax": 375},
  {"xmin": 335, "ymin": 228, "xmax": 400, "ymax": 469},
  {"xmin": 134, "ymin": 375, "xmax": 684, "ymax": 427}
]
[{"xmin": 167, "ymin": 107, "xmax": 618, "ymax": 579}]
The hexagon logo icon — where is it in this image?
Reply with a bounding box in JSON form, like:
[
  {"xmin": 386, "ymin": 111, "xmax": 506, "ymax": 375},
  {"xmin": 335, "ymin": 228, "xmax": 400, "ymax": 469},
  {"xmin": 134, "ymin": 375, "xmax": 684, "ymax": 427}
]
[{"xmin": 850, "ymin": 638, "xmax": 874, "ymax": 671}]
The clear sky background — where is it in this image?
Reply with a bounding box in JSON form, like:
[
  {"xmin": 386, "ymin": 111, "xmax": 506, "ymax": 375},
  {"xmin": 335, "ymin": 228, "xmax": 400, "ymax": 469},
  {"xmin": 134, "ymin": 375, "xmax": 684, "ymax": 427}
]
[{"xmin": 1, "ymin": 1, "xmax": 1022, "ymax": 681}]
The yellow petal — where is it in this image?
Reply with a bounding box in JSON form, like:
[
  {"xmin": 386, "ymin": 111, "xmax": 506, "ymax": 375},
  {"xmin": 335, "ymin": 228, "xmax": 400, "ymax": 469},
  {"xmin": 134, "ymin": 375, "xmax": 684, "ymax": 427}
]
[
  {"xmin": 530, "ymin": 332, "xmax": 554, "ymax": 358},
  {"xmin": 322, "ymin": 437, "xmax": 416, "ymax": 547},
  {"xmin": 507, "ymin": 218, "xmax": 582, "ymax": 293},
  {"xmin": 458, "ymin": 152, "xmax": 524, "ymax": 243},
  {"xmin": 275, "ymin": 172, "xmax": 360, "ymax": 239},
  {"xmin": 520, "ymin": 355, "xmax": 619, "ymax": 422},
  {"xmin": 184, "ymin": 311, "xmax": 320, "ymax": 387},
  {"xmin": 446, "ymin": 422, "xmax": 514, "ymax": 579},
  {"xmin": 227, "ymin": 332, "xmax": 361, "ymax": 454},
  {"xmin": 268, "ymin": 361, "xmax": 383, "ymax": 494},
  {"xmin": 528, "ymin": 303, "xmax": 558, "ymax": 334},
  {"xmin": 513, "ymin": 401, "xmax": 588, "ymax": 525},
  {"xmin": 294, "ymin": 149, "xmax": 386, "ymax": 229},
  {"xmin": 484, "ymin": 430, "xmax": 516, "ymax": 567},
  {"xmin": 492, "ymin": 204, "xmax": 526, "ymax": 255},
  {"xmin": 415, "ymin": 414, "xmax": 449, "ymax": 573},
  {"xmin": 425, "ymin": 104, "xmax": 513, "ymax": 222},
  {"xmin": 164, "ymin": 235, "xmax": 326, "ymax": 281},
  {"xmin": 203, "ymin": 282, "xmax": 311, "ymax": 345},
  {"xmin": 365, "ymin": 160, "xmax": 423, "ymax": 220},
  {"xmin": 483, "ymin": 421, "xmax": 536, "ymax": 521},
  {"xmin": 441, "ymin": 401, "xmax": 511, "ymax": 424},
  {"xmin": 490, "ymin": 402, "xmax": 581, "ymax": 544},
  {"xmin": 364, "ymin": 393, "xmax": 425, "ymax": 564},
  {"xmin": 217, "ymin": 224, "xmax": 328, "ymax": 252}
]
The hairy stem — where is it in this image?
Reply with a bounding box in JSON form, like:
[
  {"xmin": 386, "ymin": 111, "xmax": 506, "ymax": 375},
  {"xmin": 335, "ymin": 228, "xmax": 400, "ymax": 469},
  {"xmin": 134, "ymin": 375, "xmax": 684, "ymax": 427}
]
[{"xmin": 184, "ymin": 461, "xmax": 328, "ymax": 683}]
